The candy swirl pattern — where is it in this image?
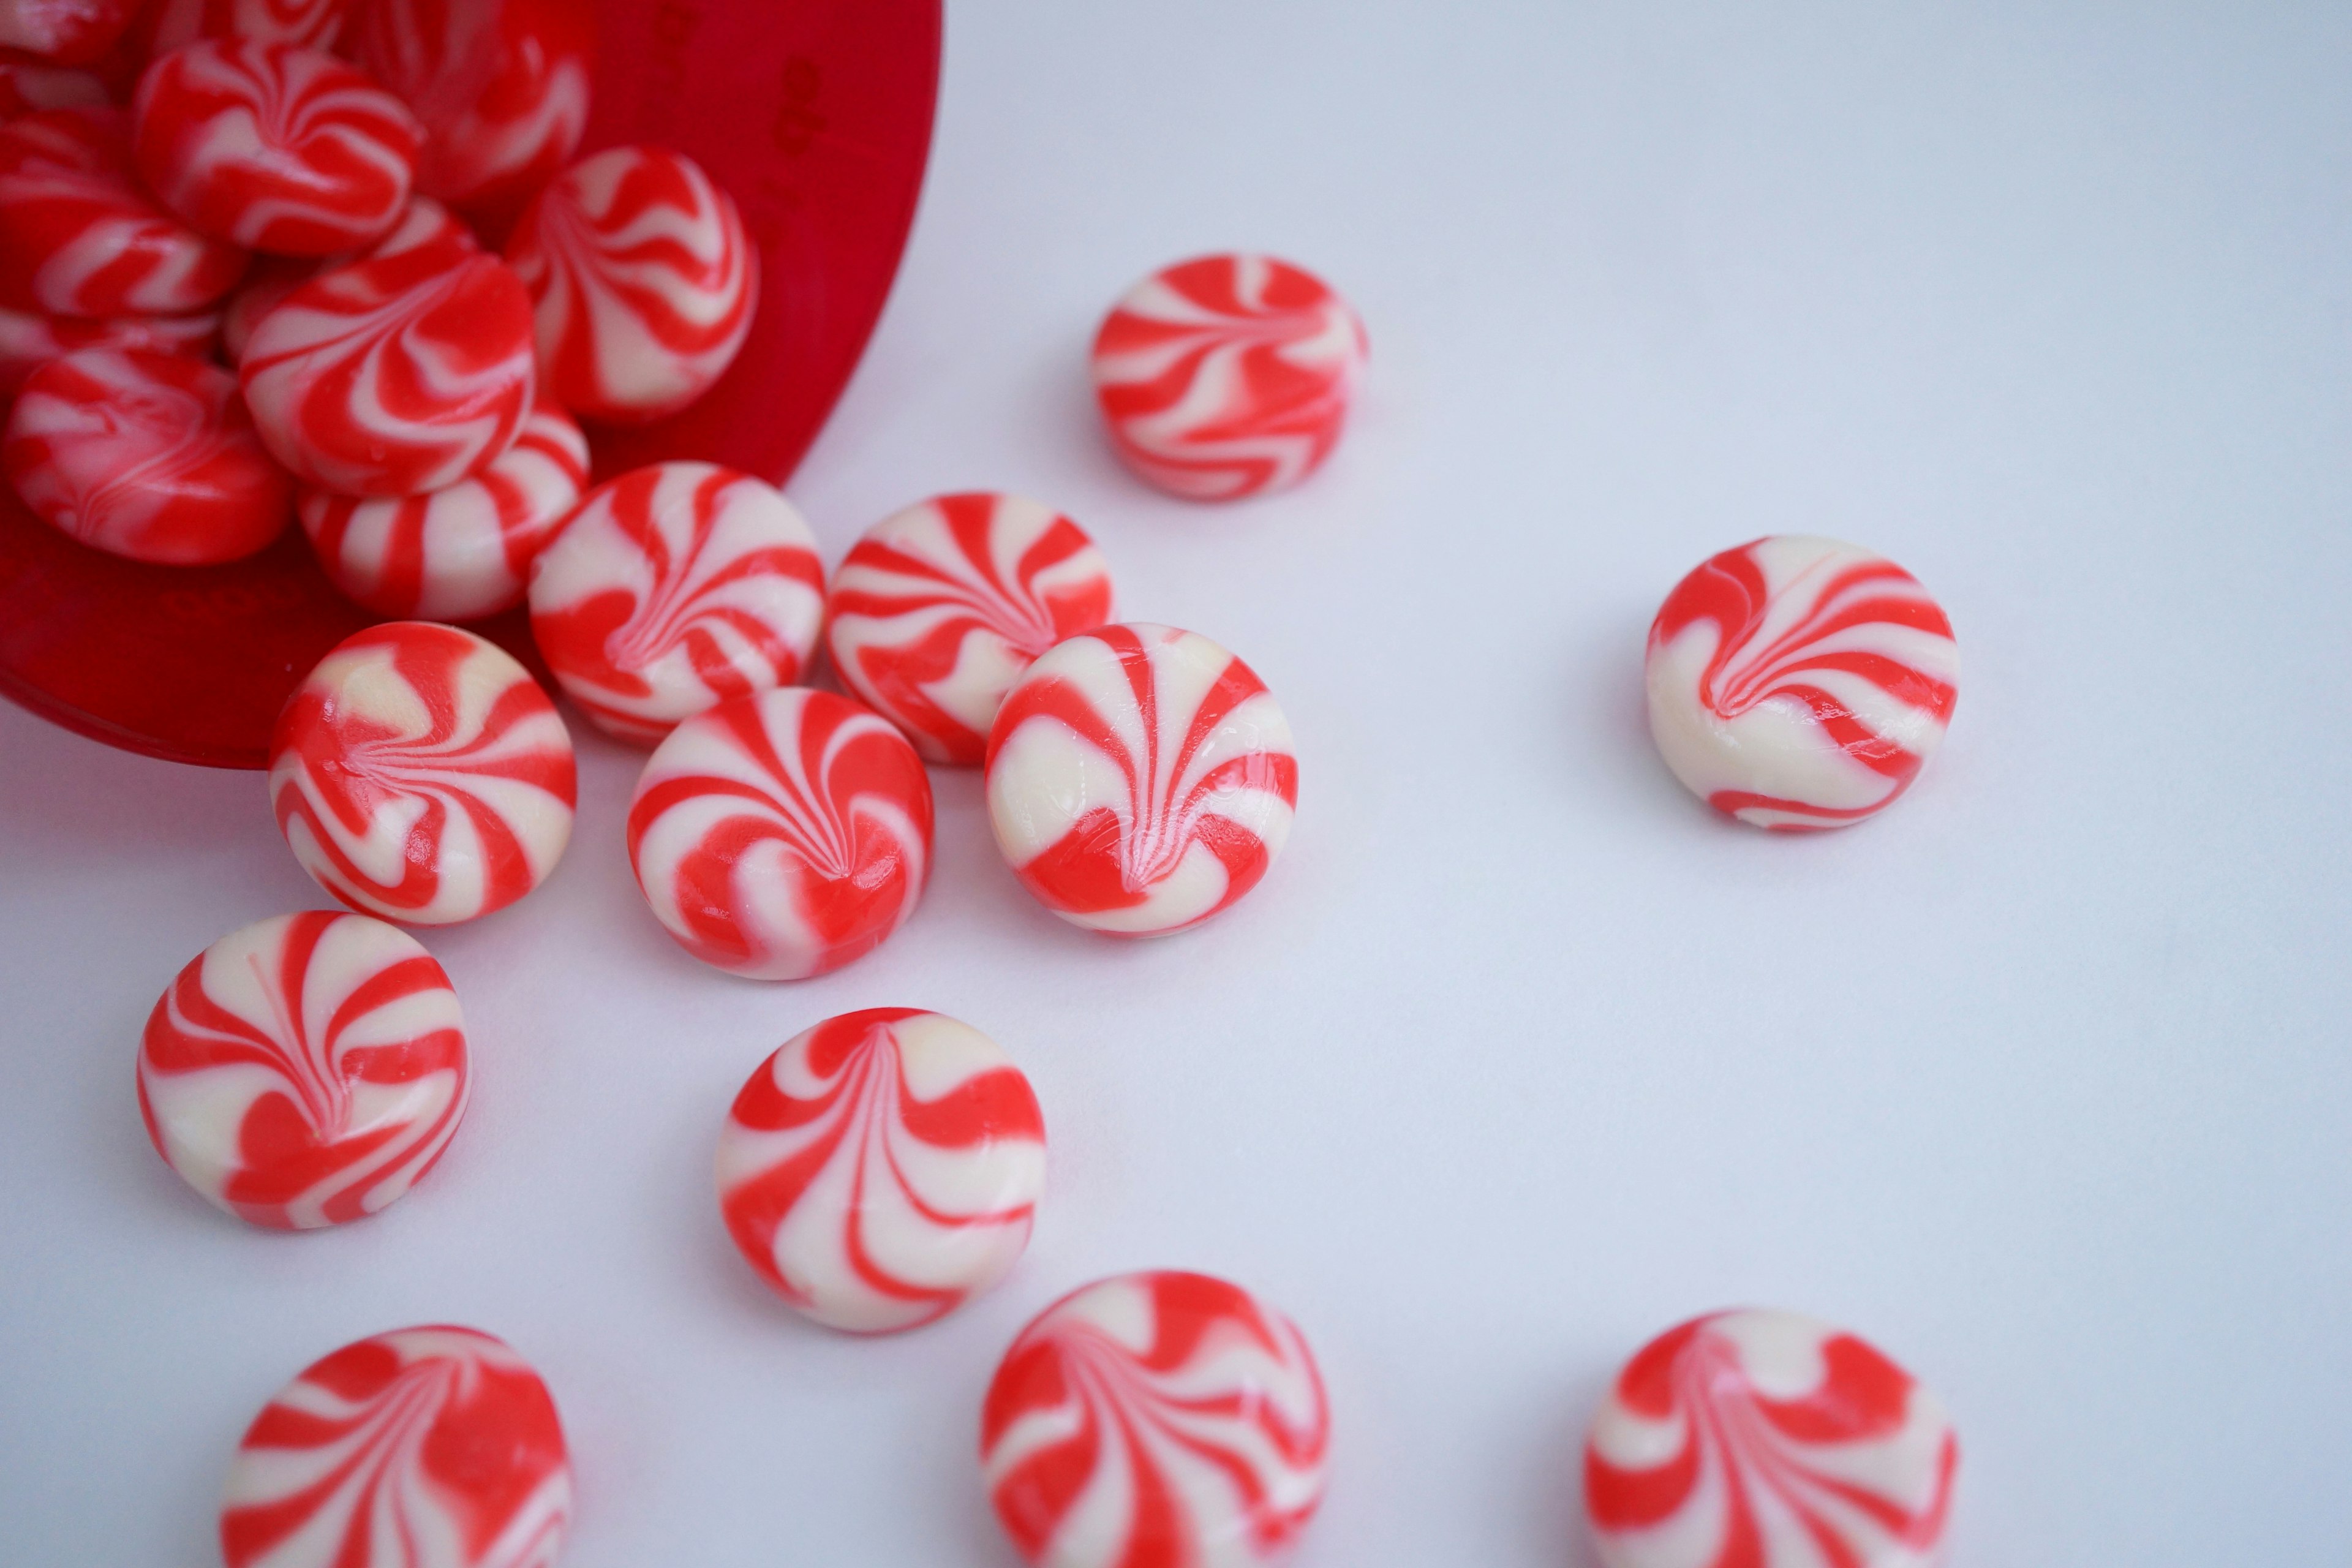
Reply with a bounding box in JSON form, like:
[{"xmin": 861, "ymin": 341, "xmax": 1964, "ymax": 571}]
[
  {"xmin": 826, "ymin": 492, "xmax": 1117, "ymax": 767},
  {"xmin": 505, "ymin": 145, "xmax": 756, "ymax": 421},
  {"xmin": 301, "ymin": 398, "xmax": 586, "ymax": 621},
  {"xmin": 1091, "ymin": 253, "xmax": 1368, "ymax": 500},
  {"xmin": 240, "ymin": 246, "xmax": 534, "ymax": 496},
  {"xmin": 0, "ymin": 304, "xmax": 219, "ymax": 394},
  {"xmin": 1584, "ymin": 1310, "xmax": 1960, "ymax": 1568},
  {"xmin": 986, "ymin": 624, "xmax": 1297, "ymax": 937},
  {"xmin": 0, "ymin": 105, "xmax": 247, "ymax": 317},
  {"xmin": 4, "ymin": 343, "xmax": 292, "ymax": 564},
  {"xmin": 221, "ymin": 1324, "xmax": 571, "ymax": 1568},
  {"xmin": 717, "ymin": 1008, "xmax": 1047, "ymax": 1333},
  {"xmin": 529, "ymin": 460, "xmax": 824, "ymax": 745},
  {"xmin": 270, "ymin": 622, "xmax": 576, "ymax": 926},
  {"xmin": 1644, "ymin": 536, "xmax": 1960, "ymax": 831},
  {"xmin": 133, "ymin": 40, "xmax": 422, "ymax": 256},
  {"xmin": 138, "ymin": 911, "xmax": 468, "ymax": 1230},
  {"xmin": 136, "ymin": 0, "xmax": 352, "ymax": 55},
  {"xmin": 357, "ymin": 0, "xmax": 592, "ymax": 213},
  {"xmin": 628, "ymin": 688, "xmax": 932, "ymax": 981},
  {"xmin": 982, "ymin": 1270, "xmax": 1331, "ymax": 1568}
]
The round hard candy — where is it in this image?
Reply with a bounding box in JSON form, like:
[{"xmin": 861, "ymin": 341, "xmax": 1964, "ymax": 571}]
[
  {"xmin": 239, "ymin": 246, "xmax": 535, "ymax": 496},
  {"xmin": 133, "ymin": 39, "xmax": 421, "ymax": 256},
  {"xmin": 135, "ymin": 0, "xmax": 351, "ymax": 56},
  {"xmin": 221, "ymin": 1324, "xmax": 571, "ymax": 1568},
  {"xmin": 984, "ymin": 1270, "xmax": 1330, "ymax": 1568},
  {"xmin": 987, "ymin": 623, "xmax": 1297, "ymax": 936},
  {"xmin": 0, "ymin": 302, "xmax": 217, "ymax": 393},
  {"xmin": 1645, "ymin": 535, "xmax": 1960, "ymax": 831},
  {"xmin": 357, "ymin": 0, "xmax": 591, "ymax": 213},
  {"xmin": 301, "ymin": 396, "xmax": 586, "ymax": 620},
  {"xmin": 270, "ymin": 620, "xmax": 576, "ymax": 925},
  {"xmin": 529, "ymin": 460, "xmax": 823, "ymax": 745},
  {"xmin": 717, "ymin": 1008, "xmax": 1046, "ymax": 1333},
  {"xmin": 3, "ymin": 342, "xmax": 292, "ymax": 563},
  {"xmin": 1585, "ymin": 1309, "xmax": 1959, "ymax": 1568},
  {"xmin": 0, "ymin": 52, "xmax": 110, "ymax": 118},
  {"xmin": 221, "ymin": 195, "xmax": 478, "ymax": 362},
  {"xmin": 0, "ymin": 0, "xmax": 135, "ymax": 64},
  {"xmin": 627, "ymin": 687, "xmax": 932, "ymax": 981},
  {"xmin": 827, "ymin": 492, "xmax": 1116, "ymax": 766},
  {"xmin": 505, "ymin": 144, "xmax": 756, "ymax": 422},
  {"xmin": 0, "ymin": 105, "xmax": 247, "ymax": 317},
  {"xmin": 1091, "ymin": 253, "xmax": 1368, "ymax": 500},
  {"xmin": 138, "ymin": 910, "xmax": 468, "ymax": 1229}
]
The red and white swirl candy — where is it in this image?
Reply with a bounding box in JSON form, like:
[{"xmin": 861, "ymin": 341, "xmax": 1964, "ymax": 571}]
[
  {"xmin": 358, "ymin": 0, "xmax": 591, "ymax": 214},
  {"xmin": 221, "ymin": 194, "xmax": 477, "ymax": 362},
  {"xmin": 0, "ymin": 303, "xmax": 217, "ymax": 393},
  {"xmin": 221, "ymin": 1324, "xmax": 571, "ymax": 1568},
  {"xmin": 138, "ymin": 910, "xmax": 468, "ymax": 1230},
  {"xmin": 827, "ymin": 492, "xmax": 1117, "ymax": 766},
  {"xmin": 0, "ymin": 0, "xmax": 135, "ymax": 64},
  {"xmin": 1585, "ymin": 1309, "xmax": 1959, "ymax": 1568},
  {"xmin": 239, "ymin": 245, "xmax": 535, "ymax": 495},
  {"xmin": 528, "ymin": 460, "xmax": 823, "ymax": 745},
  {"xmin": 1645, "ymin": 536, "xmax": 1960, "ymax": 831},
  {"xmin": 4, "ymin": 342, "xmax": 291, "ymax": 563},
  {"xmin": 987, "ymin": 623, "xmax": 1297, "ymax": 937},
  {"xmin": 1091, "ymin": 253, "xmax": 1368, "ymax": 500},
  {"xmin": 505, "ymin": 145, "xmax": 756, "ymax": 422},
  {"xmin": 628, "ymin": 688, "xmax": 932, "ymax": 981},
  {"xmin": 0, "ymin": 105, "xmax": 247, "ymax": 317},
  {"xmin": 133, "ymin": 40, "xmax": 421, "ymax": 257},
  {"xmin": 983, "ymin": 1270, "xmax": 1330, "ymax": 1568},
  {"xmin": 270, "ymin": 621, "xmax": 576, "ymax": 925},
  {"xmin": 301, "ymin": 397, "xmax": 585, "ymax": 620},
  {"xmin": 135, "ymin": 0, "xmax": 351, "ymax": 56},
  {"xmin": 718, "ymin": 1008, "xmax": 1046, "ymax": 1333}
]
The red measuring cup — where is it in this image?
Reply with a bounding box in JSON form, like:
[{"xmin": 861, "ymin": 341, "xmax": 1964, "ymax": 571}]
[{"xmin": 0, "ymin": 0, "xmax": 940, "ymax": 768}]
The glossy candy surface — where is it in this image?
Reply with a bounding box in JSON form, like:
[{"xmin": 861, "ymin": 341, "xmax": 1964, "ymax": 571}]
[
  {"xmin": 628, "ymin": 687, "xmax": 931, "ymax": 980},
  {"xmin": 301, "ymin": 397, "xmax": 584, "ymax": 620},
  {"xmin": 505, "ymin": 144, "xmax": 755, "ymax": 421},
  {"xmin": 4, "ymin": 343, "xmax": 290, "ymax": 563},
  {"xmin": 270, "ymin": 620, "xmax": 575, "ymax": 924},
  {"xmin": 983, "ymin": 1270, "xmax": 1330, "ymax": 1568},
  {"xmin": 239, "ymin": 246, "xmax": 534, "ymax": 496},
  {"xmin": 1585, "ymin": 1309, "xmax": 1959, "ymax": 1568},
  {"xmin": 529, "ymin": 459, "xmax": 822, "ymax": 744},
  {"xmin": 826, "ymin": 492, "xmax": 1115, "ymax": 766},
  {"xmin": 717, "ymin": 1007, "xmax": 1046, "ymax": 1333},
  {"xmin": 1645, "ymin": 536, "xmax": 1959, "ymax": 831},
  {"xmin": 0, "ymin": 105, "xmax": 247, "ymax": 317},
  {"xmin": 221, "ymin": 1324, "xmax": 571, "ymax": 1568},
  {"xmin": 0, "ymin": 303, "xmax": 217, "ymax": 392},
  {"xmin": 134, "ymin": 40, "xmax": 421, "ymax": 256},
  {"xmin": 1091, "ymin": 253, "xmax": 1367, "ymax": 500},
  {"xmin": 358, "ymin": 0, "xmax": 592, "ymax": 214},
  {"xmin": 987, "ymin": 623, "xmax": 1297, "ymax": 936},
  {"xmin": 138, "ymin": 910, "xmax": 467, "ymax": 1229}
]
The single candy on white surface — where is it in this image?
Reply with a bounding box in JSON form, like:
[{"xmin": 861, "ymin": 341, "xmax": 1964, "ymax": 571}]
[
  {"xmin": 356, "ymin": 0, "xmax": 592, "ymax": 213},
  {"xmin": 132, "ymin": 39, "xmax": 422, "ymax": 255},
  {"xmin": 138, "ymin": 910, "xmax": 468, "ymax": 1229},
  {"xmin": 1644, "ymin": 535, "xmax": 1959, "ymax": 831},
  {"xmin": 301, "ymin": 397, "xmax": 587, "ymax": 620},
  {"xmin": 3, "ymin": 342, "xmax": 292, "ymax": 563},
  {"xmin": 0, "ymin": 301, "xmax": 217, "ymax": 393},
  {"xmin": 1091, "ymin": 252, "xmax": 1369, "ymax": 500},
  {"xmin": 983, "ymin": 1270, "xmax": 1331, "ymax": 1568},
  {"xmin": 986, "ymin": 623, "xmax": 1297, "ymax": 937},
  {"xmin": 221, "ymin": 1324, "xmax": 571, "ymax": 1568},
  {"xmin": 826, "ymin": 492, "xmax": 1116, "ymax": 766},
  {"xmin": 529, "ymin": 459, "xmax": 823, "ymax": 745},
  {"xmin": 628, "ymin": 687, "xmax": 932, "ymax": 981},
  {"xmin": 504, "ymin": 144, "xmax": 756, "ymax": 421},
  {"xmin": 270, "ymin": 620, "xmax": 576, "ymax": 925},
  {"xmin": 717, "ymin": 1008, "xmax": 1046, "ymax": 1333},
  {"xmin": 1585, "ymin": 1309, "xmax": 1959, "ymax": 1568}
]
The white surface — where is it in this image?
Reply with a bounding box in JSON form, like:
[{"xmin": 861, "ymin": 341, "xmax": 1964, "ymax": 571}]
[{"xmin": 3, "ymin": 2, "xmax": 2348, "ymax": 1562}]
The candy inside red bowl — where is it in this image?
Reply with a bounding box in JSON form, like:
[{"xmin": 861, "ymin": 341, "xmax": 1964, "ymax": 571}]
[{"xmin": 0, "ymin": 0, "xmax": 938, "ymax": 767}]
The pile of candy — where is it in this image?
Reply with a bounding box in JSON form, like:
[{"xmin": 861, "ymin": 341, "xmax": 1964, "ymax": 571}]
[{"xmin": 4, "ymin": 6, "xmax": 1972, "ymax": 1566}]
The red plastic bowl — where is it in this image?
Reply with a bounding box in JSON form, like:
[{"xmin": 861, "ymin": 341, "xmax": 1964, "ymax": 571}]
[{"xmin": 0, "ymin": 0, "xmax": 940, "ymax": 768}]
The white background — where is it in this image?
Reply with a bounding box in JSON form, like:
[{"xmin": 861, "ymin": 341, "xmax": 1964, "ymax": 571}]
[{"xmin": 4, "ymin": 2, "xmax": 2348, "ymax": 1562}]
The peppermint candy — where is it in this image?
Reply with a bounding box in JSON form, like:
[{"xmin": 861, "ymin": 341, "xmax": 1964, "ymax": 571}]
[
  {"xmin": 0, "ymin": 0, "xmax": 136, "ymax": 65},
  {"xmin": 134, "ymin": 0, "xmax": 352, "ymax": 56},
  {"xmin": 356, "ymin": 0, "xmax": 592, "ymax": 213},
  {"xmin": 138, "ymin": 910, "xmax": 467, "ymax": 1229},
  {"xmin": 0, "ymin": 301, "xmax": 217, "ymax": 393},
  {"xmin": 827, "ymin": 492, "xmax": 1117, "ymax": 766}
]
